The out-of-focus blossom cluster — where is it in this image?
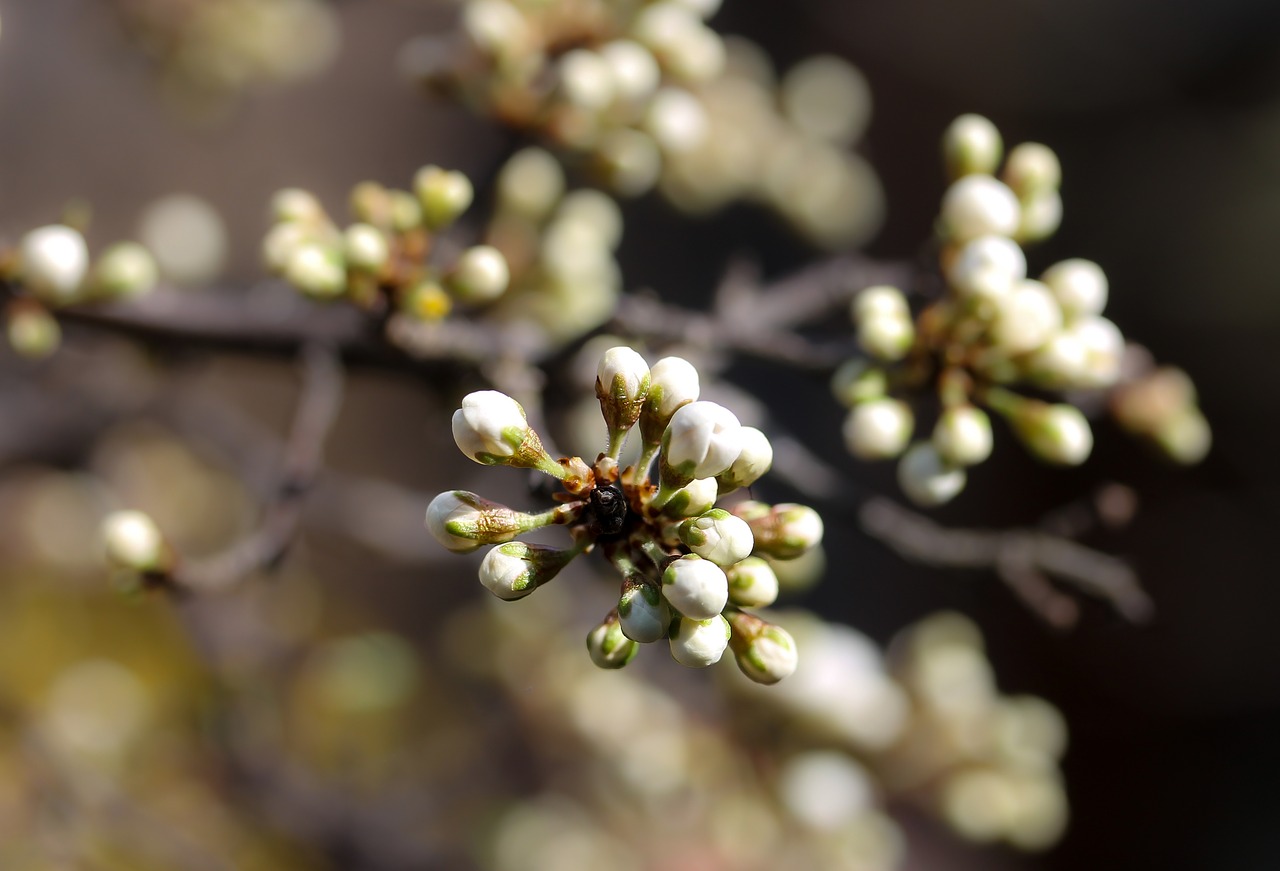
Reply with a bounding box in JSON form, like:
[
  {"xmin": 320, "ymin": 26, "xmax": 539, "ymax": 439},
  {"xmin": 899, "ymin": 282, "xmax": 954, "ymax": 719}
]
[
  {"xmin": 110, "ymin": 0, "xmax": 340, "ymax": 119},
  {"xmin": 1, "ymin": 221, "xmax": 160, "ymax": 361},
  {"xmin": 727, "ymin": 610, "xmax": 1069, "ymax": 852},
  {"xmin": 834, "ymin": 115, "xmax": 1210, "ymax": 505},
  {"xmin": 427, "ymin": 344, "xmax": 823, "ymax": 681},
  {"xmin": 402, "ymin": 0, "xmax": 883, "ymax": 248}
]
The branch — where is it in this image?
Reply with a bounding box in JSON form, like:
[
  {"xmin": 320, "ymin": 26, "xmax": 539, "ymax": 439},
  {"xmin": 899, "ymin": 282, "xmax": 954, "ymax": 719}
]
[
  {"xmin": 169, "ymin": 343, "xmax": 345, "ymax": 593},
  {"xmin": 858, "ymin": 496, "xmax": 1153, "ymax": 626}
]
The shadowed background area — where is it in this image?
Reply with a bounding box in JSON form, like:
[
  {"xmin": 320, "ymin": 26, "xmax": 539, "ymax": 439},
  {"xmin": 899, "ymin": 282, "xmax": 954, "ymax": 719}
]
[{"xmin": 0, "ymin": 1, "xmax": 1278, "ymax": 870}]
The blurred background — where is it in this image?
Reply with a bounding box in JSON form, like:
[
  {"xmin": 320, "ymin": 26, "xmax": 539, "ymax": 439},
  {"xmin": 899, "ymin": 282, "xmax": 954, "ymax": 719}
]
[{"xmin": 1, "ymin": 1, "xmax": 1278, "ymax": 869}]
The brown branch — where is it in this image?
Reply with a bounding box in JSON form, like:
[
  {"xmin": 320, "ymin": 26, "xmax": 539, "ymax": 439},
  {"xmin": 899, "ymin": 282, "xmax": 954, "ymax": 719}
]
[
  {"xmin": 170, "ymin": 343, "xmax": 345, "ymax": 593},
  {"xmin": 858, "ymin": 496, "xmax": 1153, "ymax": 626}
]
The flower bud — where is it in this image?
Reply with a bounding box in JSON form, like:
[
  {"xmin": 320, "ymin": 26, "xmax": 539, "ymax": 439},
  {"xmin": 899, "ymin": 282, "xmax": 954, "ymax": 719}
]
[
  {"xmin": 21, "ymin": 225, "xmax": 88, "ymax": 302},
  {"xmin": 857, "ymin": 310, "xmax": 915, "ymax": 362},
  {"xmin": 557, "ymin": 48, "xmax": 616, "ymax": 110},
  {"xmin": 668, "ymin": 613, "xmax": 731, "ymax": 668},
  {"xmin": 1040, "ymin": 259, "xmax": 1107, "ymax": 319},
  {"xmin": 726, "ymin": 556, "xmax": 779, "ymax": 608},
  {"xmin": 639, "ymin": 355, "xmax": 700, "ymax": 445},
  {"xmin": 939, "ymin": 175, "xmax": 1021, "ymax": 243},
  {"xmin": 737, "ymin": 502, "xmax": 824, "ymax": 560},
  {"xmin": 843, "ymin": 398, "xmax": 913, "ymax": 461},
  {"xmin": 594, "ymin": 128, "xmax": 662, "ymax": 197},
  {"xmin": 897, "ymin": 443, "xmax": 966, "ymax": 506},
  {"xmin": 451, "ymin": 391, "xmax": 560, "ymax": 475},
  {"xmin": 946, "ymin": 235, "xmax": 1027, "ymax": 301},
  {"xmin": 715, "ymin": 426, "xmax": 773, "ymax": 492},
  {"xmin": 447, "ymin": 245, "xmax": 509, "ymax": 304},
  {"xmin": 101, "ymin": 510, "xmax": 168, "ymax": 573},
  {"xmin": 497, "ymin": 147, "xmax": 565, "ymax": 221},
  {"xmin": 943, "ymin": 114, "xmax": 1003, "ymax": 179},
  {"xmin": 853, "ymin": 285, "xmax": 910, "ymax": 322},
  {"xmin": 596, "ymin": 345, "xmax": 651, "ymax": 454},
  {"xmin": 658, "ymin": 400, "xmax": 742, "ymax": 492},
  {"xmin": 426, "ymin": 490, "xmax": 563, "ymax": 553},
  {"xmin": 1014, "ymin": 189, "xmax": 1063, "ymax": 244},
  {"xmin": 285, "ymin": 242, "xmax": 346, "ymax": 299},
  {"xmin": 726, "ymin": 611, "xmax": 798, "ymax": 684},
  {"xmin": 990, "ymin": 280, "xmax": 1062, "ymax": 355},
  {"xmin": 414, "ymin": 165, "xmax": 474, "ymax": 230},
  {"xmin": 262, "ymin": 222, "xmax": 314, "ymax": 274},
  {"xmin": 587, "ymin": 614, "xmax": 638, "ymax": 669},
  {"xmin": 1002, "ymin": 143, "xmax": 1062, "ymax": 199},
  {"xmin": 478, "ymin": 541, "xmax": 576, "ymax": 600},
  {"xmin": 462, "ymin": 0, "xmax": 527, "ymax": 58},
  {"xmin": 830, "ymin": 359, "xmax": 887, "ymax": 408},
  {"xmin": 343, "ymin": 223, "xmax": 390, "ymax": 274},
  {"xmin": 644, "ymin": 87, "xmax": 708, "ymax": 153},
  {"xmin": 92, "ymin": 242, "xmax": 159, "ymax": 298},
  {"xmin": 1070, "ymin": 316, "xmax": 1124, "ymax": 388},
  {"xmin": 933, "ymin": 405, "xmax": 993, "ymax": 467},
  {"xmin": 679, "ymin": 509, "xmax": 754, "ymax": 567},
  {"xmin": 618, "ymin": 579, "xmax": 670, "ymax": 643},
  {"xmin": 662, "ymin": 554, "xmax": 729, "ymax": 620},
  {"xmin": 1153, "ymin": 408, "xmax": 1211, "ymax": 465},
  {"xmin": 1007, "ymin": 401, "xmax": 1093, "ymax": 466},
  {"xmin": 7, "ymin": 303, "xmax": 61, "ymax": 360},
  {"xmin": 391, "ymin": 191, "xmax": 424, "ymax": 234},
  {"xmin": 271, "ymin": 188, "xmax": 326, "ymax": 225},
  {"xmin": 600, "ymin": 39, "xmax": 660, "ymax": 103},
  {"xmin": 660, "ymin": 476, "xmax": 718, "ymax": 517},
  {"xmin": 403, "ymin": 280, "xmax": 453, "ymax": 322}
]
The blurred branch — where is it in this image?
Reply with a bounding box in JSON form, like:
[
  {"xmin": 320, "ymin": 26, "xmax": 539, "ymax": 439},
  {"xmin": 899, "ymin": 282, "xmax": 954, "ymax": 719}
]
[
  {"xmin": 859, "ymin": 495, "xmax": 1153, "ymax": 627},
  {"xmin": 171, "ymin": 344, "xmax": 345, "ymax": 593}
]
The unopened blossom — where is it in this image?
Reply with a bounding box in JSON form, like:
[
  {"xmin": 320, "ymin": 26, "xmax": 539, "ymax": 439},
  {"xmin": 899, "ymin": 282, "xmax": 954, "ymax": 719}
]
[
  {"xmin": 657, "ymin": 400, "xmax": 743, "ymax": 495},
  {"xmin": 727, "ymin": 611, "xmax": 799, "ymax": 685},
  {"xmin": 618, "ymin": 579, "xmax": 670, "ymax": 643},
  {"xmin": 101, "ymin": 510, "xmax": 167, "ymax": 573},
  {"xmin": 451, "ymin": 390, "xmax": 561, "ymax": 477},
  {"xmin": 716, "ymin": 426, "xmax": 773, "ymax": 492},
  {"xmin": 669, "ymin": 613, "xmax": 731, "ymax": 668},
  {"xmin": 662, "ymin": 554, "xmax": 729, "ymax": 620},
  {"xmin": 478, "ymin": 542, "xmax": 577, "ymax": 600},
  {"xmin": 596, "ymin": 346, "xmax": 651, "ymax": 456},
  {"xmin": 678, "ymin": 509, "xmax": 754, "ymax": 567},
  {"xmin": 587, "ymin": 614, "xmax": 638, "ymax": 669},
  {"xmin": 897, "ymin": 443, "xmax": 967, "ymax": 507},
  {"xmin": 735, "ymin": 502, "xmax": 824, "ymax": 560},
  {"xmin": 726, "ymin": 557, "xmax": 780, "ymax": 608},
  {"xmin": 639, "ymin": 355, "xmax": 700, "ymax": 445},
  {"xmin": 21, "ymin": 225, "xmax": 89, "ymax": 302}
]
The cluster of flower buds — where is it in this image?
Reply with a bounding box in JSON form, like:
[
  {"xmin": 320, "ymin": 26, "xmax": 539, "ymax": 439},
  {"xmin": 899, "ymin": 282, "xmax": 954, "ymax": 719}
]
[
  {"xmin": 1, "ymin": 223, "xmax": 160, "ymax": 360},
  {"xmin": 263, "ymin": 167, "xmax": 508, "ymax": 316},
  {"xmin": 403, "ymin": 0, "xmax": 882, "ymax": 248},
  {"xmin": 834, "ymin": 114, "xmax": 1209, "ymax": 505},
  {"xmin": 110, "ymin": 0, "xmax": 340, "ymax": 119},
  {"xmin": 887, "ymin": 613, "xmax": 1069, "ymax": 850},
  {"xmin": 426, "ymin": 345, "xmax": 824, "ymax": 682}
]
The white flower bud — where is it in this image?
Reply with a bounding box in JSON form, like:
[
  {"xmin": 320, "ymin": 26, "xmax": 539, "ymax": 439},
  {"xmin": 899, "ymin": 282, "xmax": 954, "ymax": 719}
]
[
  {"xmin": 600, "ymin": 40, "xmax": 660, "ymax": 103},
  {"xmin": 662, "ymin": 554, "xmax": 729, "ymax": 620},
  {"xmin": 596, "ymin": 345, "xmax": 651, "ymax": 449},
  {"xmin": 831, "ymin": 359, "xmax": 888, "ymax": 408},
  {"xmin": 1011, "ymin": 403, "xmax": 1093, "ymax": 466},
  {"xmin": 21, "ymin": 225, "xmax": 88, "ymax": 302},
  {"xmin": 497, "ymin": 147, "xmax": 565, "ymax": 221},
  {"xmin": 271, "ymin": 188, "xmax": 326, "ymax": 225},
  {"xmin": 1002, "ymin": 142, "xmax": 1062, "ymax": 198},
  {"xmin": 1026, "ymin": 330, "xmax": 1090, "ymax": 388},
  {"xmin": 285, "ymin": 243, "xmax": 346, "ymax": 299},
  {"xmin": 639, "ymin": 355, "xmax": 700, "ymax": 444},
  {"xmin": 645, "ymin": 88, "xmax": 708, "ymax": 154},
  {"xmin": 478, "ymin": 541, "xmax": 575, "ymax": 600},
  {"xmin": 946, "ymin": 234, "xmax": 1027, "ymax": 301},
  {"xmin": 843, "ymin": 398, "xmax": 913, "ymax": 461},
  {"xmin": 852, "ymin": 285, "xmax": 909, "ymax": 322},
  {"xmin": 1015, "ymin": 189, "xmax": 1063, "ymax": 243},
  {"xmin": 933, "ymin": 405, "xmax": 994, "ymax": 467},
  {"xmin": 990, "ymin": 280, "xmax": 1063, "ymax": 355},
  {"xmin": 447, "ymin": 245, "xmax": 509, "ymax": 304},
  {"xmin": 661, "ymin": 477, "xmax": 718, "ymax": 517},
  {"xmin": 414, "ymin": 165, "xmax": 474, "ymax": 230},
  {"xmin": 101, "ymin": 510, "xmax": 166, "ymax": 572},
  {"xmin": 618, "ymin": 580, "xmax": 670, "ymax": 643},
  {"xmin": 425, "ymin": 490, "xmax": 538, "ymax": 553},
  {"xmin": 727, "ymin": 612, "xmax": 798, "ymax": 685},
  {"xmin": 857, "ymin": 310, "xmax": 915, "ymax": 362},
  {"xmin": 715, "ymin": 426, "xmax": 773, "ymax": 492},
  {"xmin": 557, "ymin": 48, "xmax": 616, "ymax": 110},
  {"xmin": 940, "ymin": 175, "xmax": 1021, "ymax": 243},
  {"xmin": 1040, "ymin": 258, "xmax": 1108, "ymax": 319},
  {"xmin": 737, "ymin": 503, "xmax": 824, "ymax": 560},
  {"xmin": 1153, "ymin": 408, "xmax": 1211, "ymax": 465},
  {"xmin": 262, "ymin": 222, "xmax": 315, "ymax": 275},
  {"xmin": 897, "ymin": 443, "xmax": 966, "ymax": 507},
  {"xmin": 1072, "ymin": 315, "xmax": 1125, "ymax": 388},
  {"xmin": 462, "ymin": 0, "xmax": 527, "ymax": 57},
  {"xmin": 450, "ymin": 390, "xmax": 532, "ymax": 465},
  {"xmin": 7, "ymin": 304, "xmax": 61, "ymax": 359},
  {"xmin": 343, "ymin": 223, "xmax": 389, "ymax": 274},
  {"xmin": 92, "ymin": 242, "xmax": 159, "ymax": 298},
  {"xmin": 679, "ymin": 509, "xmax": 754, "ymax": 567},
  {"xmin": 725, "ymin": 557, "xmax": 779, "ymax": 608},
  {"xmin": 943, "ymin": 114, "xmax": 1003, "ymax": 179},
  {"xmin": 660, "ymin": 401, "xmax": 742, "ymax": 485},
  {"xmin": 668, "ymin": 613, "xmax": 731, "ymax": 667},
  {"xmin": 587, "ymin": 616, "xmax": 638, "ymax": 669}
]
